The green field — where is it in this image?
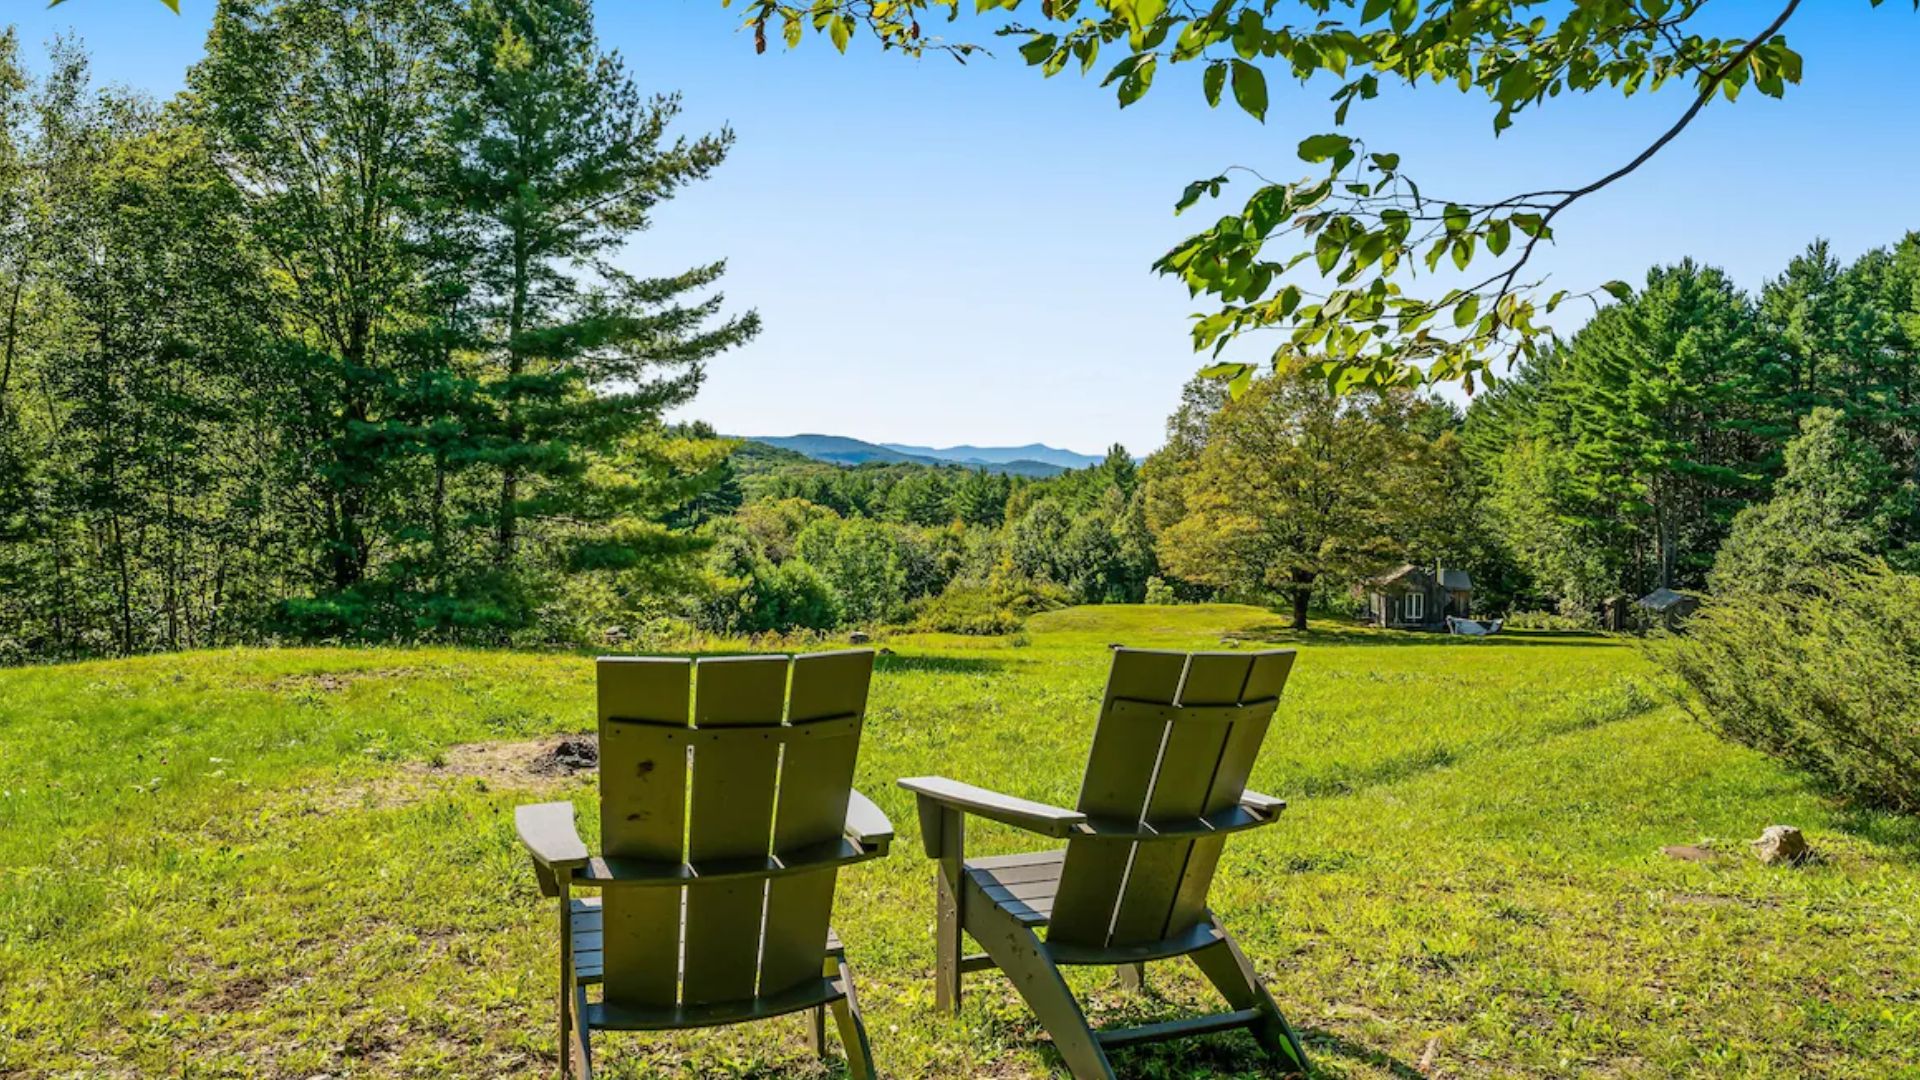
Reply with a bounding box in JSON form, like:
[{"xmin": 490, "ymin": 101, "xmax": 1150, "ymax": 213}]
[{"xmin": 3, "ymin": 605, "xmax": 1917, "ymax": 1078}]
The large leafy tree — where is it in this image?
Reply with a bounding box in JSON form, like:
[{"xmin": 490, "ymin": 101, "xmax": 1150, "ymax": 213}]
[
  {"xmin": 1149, "ymin": 359, "xmax": 1451, "ymax": 628},
  {"xmin": 1710, "ymin": 407, "xmax": 1915, "ymax": 594},
  {"xmin": 732, "ymin": 0, "xmax": 1911, "ymax": 394},
  {"xmin": 188, "ymin": 0, "xmax": 452, "ymax": 596}
]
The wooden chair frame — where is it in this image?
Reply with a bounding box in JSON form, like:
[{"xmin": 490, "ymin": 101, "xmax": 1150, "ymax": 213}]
[
  {"xmin": 518, "ymin": 651, "xmax": 891, "ymax": 1079},
  {"xmin": 899, "ymin": 647, "xmax": 1307, "ymax": 1079}
]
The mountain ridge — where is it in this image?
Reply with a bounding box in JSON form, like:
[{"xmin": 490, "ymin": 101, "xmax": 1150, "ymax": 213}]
[
  {"xmin": 741, "ymin": 434, "xmax": 1098, "ymax": 477},
  {"xmin": 877, "ymin": 441, "xmax": 1103, "ymax": 470}
]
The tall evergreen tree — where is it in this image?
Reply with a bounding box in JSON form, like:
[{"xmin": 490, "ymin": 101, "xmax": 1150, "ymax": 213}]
[{"xmin": 443, "ymin": 0, "xmax": 759, "ymax": 606}]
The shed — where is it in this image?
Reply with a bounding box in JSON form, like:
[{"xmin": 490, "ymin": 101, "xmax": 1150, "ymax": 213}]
[
  {"xmin": 1364, "ymin": 564, "xmax": 1472, "ymax": 630},
  {"xmin": 1636, "ymin": 587, "xmax": 1701, "ymax": 630}
]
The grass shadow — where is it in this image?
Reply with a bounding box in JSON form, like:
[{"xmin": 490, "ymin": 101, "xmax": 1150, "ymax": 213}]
[
  {"xmin": 873, "ymin": 654, "xmax": 1008, "ymax": 675},
  {"xmin": 1100, "ymin": 1023, "xmax": 1424, "ymax": 1079},
  {"xmin": 1224, "ymin": 623, "xmax": 1620, "ymax": 648}
]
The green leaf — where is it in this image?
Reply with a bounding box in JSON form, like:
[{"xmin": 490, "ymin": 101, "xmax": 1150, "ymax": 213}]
[
  {"xmin": 1018, "ymin": 35, "xmax": 1058, "ymax": 66},
  {"xmin": 1486, "ymin": 219, "xmax": 1511, "ymax": 257},
  {"xmin": 1231, "ymin": 60, "xmax": 1267, "ymax": 123},
  {"xmin": 1453, "ymin": 294, "xmax": 1480, "ymax": 328},
  {"xmin": 1203, "ymin": 62, "xmax": 1226, "ymax": 108},
  {"xmin": 829, "ymin": 14, "xmax": 851, "ymax": 52},
  {"xmin": 1118, "ymin": 55, "xmax": 1156, "ymax": 107},
  {"xmin": 1298, "ymin": 133, "xmax": 1353, "ymax": 167},
  {"xmin": 1601, "ymin": 280, "xmax": 1633, "ymax": 302}
]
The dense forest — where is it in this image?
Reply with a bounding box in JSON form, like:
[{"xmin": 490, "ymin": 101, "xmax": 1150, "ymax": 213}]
[
  {"xmin": 1, "ymin": 2, "xmax": 1917, "ymax": 663},
  {"xmin": 0, "ymin": 0, "xmax": 758, "ymax": 662}
]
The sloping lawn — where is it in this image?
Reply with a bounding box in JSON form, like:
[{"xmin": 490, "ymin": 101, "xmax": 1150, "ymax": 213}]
[{"xmin": 3, "ymin": 605, "xmax": 1916, "ymax": 1077}]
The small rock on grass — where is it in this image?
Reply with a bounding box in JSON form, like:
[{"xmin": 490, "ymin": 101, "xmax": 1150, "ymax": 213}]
[{"xmin": 1751, "ymin": 825, "xmax": 1810, "ymax": 866}]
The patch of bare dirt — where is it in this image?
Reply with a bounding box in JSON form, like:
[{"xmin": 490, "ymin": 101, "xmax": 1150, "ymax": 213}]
[
  {"xmin": 256, "ymin": 667, "xmax": 420, "ymax": 695},
  {"xmin": 208, "ymin": 974, "xmax": 270, "ymax": 1013},
  {"xmin": 416, "ymin": 734, "xmax": 598, "ymax": 787}
]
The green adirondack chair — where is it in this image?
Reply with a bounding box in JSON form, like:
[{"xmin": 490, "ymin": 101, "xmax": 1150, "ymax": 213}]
[
  {"xmin": 899, "ymin": 647, "xmax": 1306, "ymax": 1079},
  {"xmin": 516, "ymin": 650, "xmax": 892, "ymax": 1080}
]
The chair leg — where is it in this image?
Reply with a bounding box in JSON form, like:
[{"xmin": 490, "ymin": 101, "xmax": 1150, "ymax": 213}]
[
  {"xmin": 1189, "ymin": 928, "xmax": 1307, "ymax": 1076},
  {"xmin": 557, "ymin": 972, "xmax": 573, "ymax": 1080},
  {"xmin": 963, "ymin": 877, "xmax": 1116, "ymax": 1080},
  {"xmin": 830, "ymin": 958, "xmax": 877, "ymax": 1080},
  {"xmin": 1115, "ymin": 963, "xmax": 1146, "ymax": 993},
  {"xmin": 808, "ymin": 1004, "xmax": 827, "ymax": 1057},
  {"xmin": 933, "ymin": 809, "xmax": 965, "ymax": 1015},
  {"xmin": 569, "ymin": 985, "xmax": 596, "ymax": 1080}
]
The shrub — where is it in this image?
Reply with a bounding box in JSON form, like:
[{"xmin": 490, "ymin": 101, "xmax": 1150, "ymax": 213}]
[
  {"xmin": 912, "ymin": 586, "xmax": 1026, "ymax": 635},
  {"xmin": 1505, "ymin": 608, "xmax": 1599, "ymax": 631},
  {"xmin": 913, "ymin": 571, "xmax": 1069, "ymax": 636},
  {"xmin": 1144, "ymin": 576, "xmax": 1178, "ymax": 605},
  {"xmin": 1662, "ymin": 562, "xmax": 1920, "ymax": 811}
]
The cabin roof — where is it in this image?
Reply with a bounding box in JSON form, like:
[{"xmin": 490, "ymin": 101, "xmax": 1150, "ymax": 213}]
[
  {"xmin": 1374, "ymin": 563, "xmax": 1421, "ymax": 586},
  {"xmin": 1371, "ymin": 564, "xmax": 1472, "ymax": 592},
  {"xmin": 1637, "ymin": 587, "xmax": 1695, "ymax": 611}
]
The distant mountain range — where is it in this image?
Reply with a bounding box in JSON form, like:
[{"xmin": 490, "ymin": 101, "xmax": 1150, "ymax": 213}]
[{"xmin": 743, "ymin": 434, "xmax": 1104, "ymax": 477}]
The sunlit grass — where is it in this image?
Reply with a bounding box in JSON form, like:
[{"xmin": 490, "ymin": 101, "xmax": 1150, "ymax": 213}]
[{"xmin": 3, "ymin": 606, "xmax": 1916, "ymax": 1076}]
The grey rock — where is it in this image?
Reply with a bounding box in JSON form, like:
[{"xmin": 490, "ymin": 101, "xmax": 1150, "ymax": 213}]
[{"xmin": 1751, "ymin": 825, "xmax": 1810, "ymax": 865}]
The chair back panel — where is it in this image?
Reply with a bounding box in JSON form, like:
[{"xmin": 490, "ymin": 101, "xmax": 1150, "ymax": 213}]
[
  {"xmin": 1047, "ymin": 649, "xmax": 1187, "ymax": 947},
  {"xmin": 594, "ymin": 651, "xmax": 873, "ymax": 1011},
  {"xmin": 761, "ymin": 650, "xmax": 874, "ymax": 995},
  {"xmin": 1048, "ymin": 648, "xmax": 1294, "ymax": 950}
]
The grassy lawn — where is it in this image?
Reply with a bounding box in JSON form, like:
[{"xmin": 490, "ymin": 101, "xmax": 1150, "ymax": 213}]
[{"xmin": 3, "ymin": 604, "xmax": 1917, "ymax": 1078}]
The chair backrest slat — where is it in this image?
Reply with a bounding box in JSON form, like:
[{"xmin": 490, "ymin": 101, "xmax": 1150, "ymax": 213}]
[
  {"xmin": 760, "ymin": 650, "xmax": 875, "ymax": 996},
  {"xmin": 597, "ymin": 658, "xmax": 692, "ymax": 1008},
  {"xmin": 681, "ymin": 656, "xmax": 790, "ymax": 1007},
  {"xmin": 593, "ymin": 651, "xmax": 874, "ymax": 1011},
  {"xmin": 1050, "ymin": 647, "xmax": 1296, "ymax": 950}
]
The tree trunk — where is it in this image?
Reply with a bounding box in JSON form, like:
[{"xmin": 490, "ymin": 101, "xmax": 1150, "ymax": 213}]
[
  {"xmin": 1290, "ymin": 570, "xmax": 1312, "ymax": 631},
  {"xmin": 496, "ymin": 233, "xmax": 531, "ymax": 567}
]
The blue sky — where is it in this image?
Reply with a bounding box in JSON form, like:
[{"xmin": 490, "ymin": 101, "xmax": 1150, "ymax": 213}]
[{"xmin": 14, "ymin": 1, "xmax": 1920, "ymax": 453}]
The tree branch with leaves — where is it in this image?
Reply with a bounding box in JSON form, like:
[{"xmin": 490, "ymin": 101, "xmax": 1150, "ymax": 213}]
[{"xmin": 727, "ymin": 0, "xmax": 1910, "ymax": 394}]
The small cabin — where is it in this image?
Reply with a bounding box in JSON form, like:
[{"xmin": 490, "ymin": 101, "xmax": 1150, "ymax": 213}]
[
  {"xmin": 1363, "ymin": 564, "xmax": 1471, "ymax": 630},
  {"xmin": 1636, "ymin": 587, "xmax": 1700, "ymax": 631}
]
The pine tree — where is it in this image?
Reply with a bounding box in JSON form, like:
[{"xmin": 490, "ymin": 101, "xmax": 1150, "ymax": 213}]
[{"xmin": 443, "ymin": 0, "xmax": 759, "ymax": 615}]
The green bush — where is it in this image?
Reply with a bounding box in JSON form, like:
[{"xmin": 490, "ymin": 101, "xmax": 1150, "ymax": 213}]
[
  {"xmin": 1144, "ymin": 576, "xmax": 1178, "ymax": 605},
  {"xmin": 1662, "ymin": 562, "xmax": 1920, "ymax": 811},
  {"xmin": 912, "ymin": 571, "xmax": 1069, "ymax": 636},
  {"xmin": 1505, "ymin": 608, "xmax": 1599, "ymax": 631},
  {"xmin": 911, "ymin": 586, "xmax": 1026, "ymax": 635}
]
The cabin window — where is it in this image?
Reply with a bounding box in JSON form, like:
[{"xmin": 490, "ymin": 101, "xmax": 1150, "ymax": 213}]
[{"xmin": 1406, "ymin": 593, "xmax": 1425, "ymax": 621}]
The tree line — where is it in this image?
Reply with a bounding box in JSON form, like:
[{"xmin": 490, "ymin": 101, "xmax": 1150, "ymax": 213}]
[
  {"xmin": 1463, "ymin": 242, "xmax": 1920, "ymax": 614},
  {"xmin": 0, "ymin": 0, "xmax": 756, "ymax": 663},
  {"xmin": 701, "ymin": 236, "xmax": 1920, "ymax": 638}
]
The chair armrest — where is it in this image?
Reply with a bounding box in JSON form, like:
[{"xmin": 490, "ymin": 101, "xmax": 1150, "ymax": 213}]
[
  {"xmin": 517, "ymin": 801, "xmax": 590, "ymax": 897},
  {"xmin": 898, "ymin": 776, "xmax": 1087, "ymax": 843},
  {"xmin": 1240, "ymin": 789, "xmax": 1287, "ymax": 818},
  {"xmin": 845, "ymin": 788, "xmax": 894, "ymax": 855}
]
